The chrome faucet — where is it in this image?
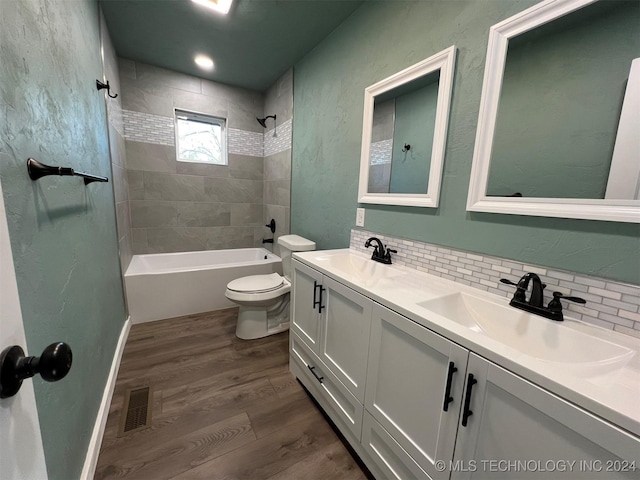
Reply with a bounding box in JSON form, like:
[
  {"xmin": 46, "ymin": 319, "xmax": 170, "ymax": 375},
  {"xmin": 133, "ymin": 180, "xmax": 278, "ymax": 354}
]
[
  {"xmin": 364, "ymin": 237, "xmax": 396, "ymax": 265},
  {"xmin": 501, "ymin": 273, "xmax": 585, "ymax": 321}
]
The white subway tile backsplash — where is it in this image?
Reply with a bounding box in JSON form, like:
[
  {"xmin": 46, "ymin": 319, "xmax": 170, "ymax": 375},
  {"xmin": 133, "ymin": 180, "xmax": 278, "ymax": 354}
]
[{"xmin": 350, "ymin": 229, "xmax": 640, "ymax": 338}]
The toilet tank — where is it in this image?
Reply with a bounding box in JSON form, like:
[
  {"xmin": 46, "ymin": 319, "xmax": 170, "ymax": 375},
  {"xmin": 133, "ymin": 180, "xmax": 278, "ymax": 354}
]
[{"xmin": 277, "ymin": 235, "xmax": 316, "ymax": 280}]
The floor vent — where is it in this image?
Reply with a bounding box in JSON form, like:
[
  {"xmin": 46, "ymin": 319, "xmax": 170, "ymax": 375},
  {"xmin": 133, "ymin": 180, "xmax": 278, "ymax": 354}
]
[{"xmin": 119, "ymin": 386, "xmax": 153, "ymax": 436}]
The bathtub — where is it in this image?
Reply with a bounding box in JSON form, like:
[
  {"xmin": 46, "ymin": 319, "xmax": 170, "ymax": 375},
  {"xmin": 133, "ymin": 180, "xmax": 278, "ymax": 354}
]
[{"xmin": 125, "ymin": 248, "xmax": 282, "ymax": 324}]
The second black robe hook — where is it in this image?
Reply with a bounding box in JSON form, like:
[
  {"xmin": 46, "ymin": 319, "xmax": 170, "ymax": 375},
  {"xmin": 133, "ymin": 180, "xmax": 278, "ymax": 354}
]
[{"xmin": 96, "ymin": 79, "xmax": 118, "ymax": 98}]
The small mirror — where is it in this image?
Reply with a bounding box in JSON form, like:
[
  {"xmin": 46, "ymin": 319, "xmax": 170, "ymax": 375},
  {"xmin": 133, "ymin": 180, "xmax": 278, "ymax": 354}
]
[
  {"xmin": 467, "ymin": 0, "xmax": 640, "ymax": 223},
  {"xmin": 359, "ymin": 46, "xmax": 456, "ymax": 207}
]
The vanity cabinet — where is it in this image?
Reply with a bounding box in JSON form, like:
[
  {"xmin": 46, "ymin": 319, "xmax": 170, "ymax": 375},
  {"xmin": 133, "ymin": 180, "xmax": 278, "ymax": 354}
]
[
  {"xmin": 290, "ymin": 259, "xmax": 373, "ymax": 440},
  {"xmin": 290, "ymin": 258, "xmax": 640, "ymax": 480},
  {"xmin": 365, "ymin": 304, "xmax": 469, "ymax": 480},
  {"xmin": 452, "ymin": 353, "xmax": 639, "ymax": 480}
]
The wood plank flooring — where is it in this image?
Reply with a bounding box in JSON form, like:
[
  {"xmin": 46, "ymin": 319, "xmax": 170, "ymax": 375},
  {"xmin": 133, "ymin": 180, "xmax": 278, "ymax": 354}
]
[{"xmin": 95, "ymin": 308, "xmax": 370, "ymax": 480}]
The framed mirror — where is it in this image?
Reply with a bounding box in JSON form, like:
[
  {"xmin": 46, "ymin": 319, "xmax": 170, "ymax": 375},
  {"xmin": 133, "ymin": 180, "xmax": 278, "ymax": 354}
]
[
  {"xmin": 358, "ymin": 46, "xmax": 456, "ymax": 207},
  {"xmin": 467, "ymin": 0, "xmax": 640, "ymax": 223}
]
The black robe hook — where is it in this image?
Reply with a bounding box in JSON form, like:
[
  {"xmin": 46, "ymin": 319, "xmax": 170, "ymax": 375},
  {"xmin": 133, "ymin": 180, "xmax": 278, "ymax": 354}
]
[{"xmin": 96, "ymin": 79, "xmax": 118, "ymax": 99}]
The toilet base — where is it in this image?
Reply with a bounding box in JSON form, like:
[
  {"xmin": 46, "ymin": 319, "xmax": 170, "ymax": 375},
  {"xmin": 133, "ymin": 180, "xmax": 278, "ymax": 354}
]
[{"xmin": 235, "ymin": 294, "xmax": 290, "ymax": 340}]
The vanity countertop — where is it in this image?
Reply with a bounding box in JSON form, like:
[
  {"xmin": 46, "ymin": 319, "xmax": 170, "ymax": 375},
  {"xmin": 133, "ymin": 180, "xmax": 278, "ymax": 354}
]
[{"xmin": 293, "ymin": 248, "xmax": 640, "ymax": 438}]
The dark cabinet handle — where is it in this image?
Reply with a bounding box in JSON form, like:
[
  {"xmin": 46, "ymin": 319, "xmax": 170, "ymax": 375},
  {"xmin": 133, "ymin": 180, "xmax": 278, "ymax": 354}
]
[
  {"xmin": 313, "ymin": 281, "xmax": 319, "ymax": 309},
  {"xmin": 318, "ymin": 286, "xmax": 326, "ymax": 313},
  {"xmin": 442, "ymin": 361, "xmax": 458, "ymax": 412},
  {"xmin": 461, "ymin": 373, "xmax": 477, "ymax": 427},
  {"xmin": 0, "ymin": 342, "xmax": 73, "ymax": 398},
  {"xmin": 307, "ymin": 365, "xmax": 324, "ymax": 384}
]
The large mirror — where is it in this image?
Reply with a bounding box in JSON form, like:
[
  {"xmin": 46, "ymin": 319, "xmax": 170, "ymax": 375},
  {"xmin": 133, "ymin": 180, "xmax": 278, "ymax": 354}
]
[
  {"xmin": 467, "ymin": 0, "xmax": 640, "ymax": 223},
  {"xmin": 358, "ymin": 46, "xmax": 456, "ymax": 207}
]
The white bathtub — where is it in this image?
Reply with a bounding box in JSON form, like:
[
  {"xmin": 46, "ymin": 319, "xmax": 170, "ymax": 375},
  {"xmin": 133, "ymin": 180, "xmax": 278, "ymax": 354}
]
[{"xmin": 125, "ymin": 248, "xmax": 282, "ymax": 324}]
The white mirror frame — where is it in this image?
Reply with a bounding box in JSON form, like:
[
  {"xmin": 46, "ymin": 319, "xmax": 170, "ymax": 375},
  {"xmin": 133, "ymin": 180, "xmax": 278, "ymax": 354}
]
[
  {"xmin": 358, "ymin": 46, "xmax": 456, "ymax": 207},
  {"xmin": 466, "ymin": 0, "xmax": 640, "ymax": 223}
]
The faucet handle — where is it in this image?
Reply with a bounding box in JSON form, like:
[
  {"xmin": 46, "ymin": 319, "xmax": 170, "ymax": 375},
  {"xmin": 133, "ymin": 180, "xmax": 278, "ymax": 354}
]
[
  {"xmin": 500, "ymin": 278, "xmax": 518, "ymax": 287},
  {"xmin": 548, "ymin": 291, "xmax": 586, "ymax": 314}
]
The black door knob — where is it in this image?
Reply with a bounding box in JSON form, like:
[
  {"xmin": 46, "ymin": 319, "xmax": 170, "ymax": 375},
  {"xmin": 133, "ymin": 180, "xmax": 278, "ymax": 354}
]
[{"xmin": 0, "ymin": 342, "xmax": 72, "ymax": 398}]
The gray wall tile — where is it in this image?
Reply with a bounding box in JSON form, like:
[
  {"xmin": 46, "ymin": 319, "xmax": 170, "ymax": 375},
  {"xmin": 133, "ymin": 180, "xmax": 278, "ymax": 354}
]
[
  {"xmin": 231, "ymin": 203, "xmax": 263, "ymax": 226},
  {"xmin": 264, "ymin": 150, "xmax": 291, "ymax": 181},
  {"xmin": 117, "ymin": 58, "xmax": 136, "ymax": 80},
  {"xmin": 176, "ymin": 202, "xmax": 231, "ymax": 227},
  {"xmin": 144, "ymin": 172, "xmax": 206, "ymax": 201},
  {"xmin": 176, "ymin": 161, "xmax": 229, "ymax": 177},
  {"xmin": 229, "ymin": 154, "xmax": 263, "ymax": 180},
  {"xmin": 264, "ymin": 179, "xmax": 291, "ymax": 206},
  {"xmin": 205, "ymin": 177, "xmax": 262, "ymax": 204},
  {"xmin": 128, "ymin": 170, "xmax": 144, "ymax": 200},
  {"xmin": 125, "ymin": 140, "xmax": 176, "ymax": 173},
  {"xmin": 112, "ymin": 164, "xmax": 129, "ymax": 205},
  {"xmin": 135, "ymin": 62, "xmax": 202, "ymax": 93},
  {"xmin": 132, "ymin": 228, "xmax": 148, "ymax": 254},
  {"xmin": 206, "ymin": 226, "xmax": 255, "ymax": 250},
  {"xmin": 120, "ymin": 79, "xmax": 175, "ymax": 117},
  {"xmin": 146, "ymin": 227, "xmax": 207, "ymax": 253},
  {"xmin": 130, "ymin": 200, "xmax": 179, "ymax": 228}
]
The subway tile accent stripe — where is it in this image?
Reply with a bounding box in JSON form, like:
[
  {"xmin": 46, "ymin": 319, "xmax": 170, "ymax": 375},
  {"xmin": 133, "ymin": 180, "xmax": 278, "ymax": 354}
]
[
  {"xmin": 228, "ymin": 128, "xmax": 263, "ymax": 157},
  {"xmin": 350, "ymin": 229, "xmax": 640, "ymax": 339},
  {"xmin": 264, "ymin": 118, "xmax": 293, "ymax": 157},
  {"xmin": 123, "ymin": 110, "xmax": 175, "ymax": 146},
  {"xmin": 122, "ymin": 109, "xmax": 272, "ymax": 158},
  {"xmin": 369, "ymin": 139, "xmax": 393, "ymax": 165}
]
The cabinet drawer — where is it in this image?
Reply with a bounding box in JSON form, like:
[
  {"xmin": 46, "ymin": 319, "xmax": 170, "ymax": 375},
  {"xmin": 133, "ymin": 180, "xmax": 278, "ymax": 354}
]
[
  {"xmin": 362, "ymin": 412, "xmax": 431, "ymax": 480},
  {"xmin": 290, "ymin": 332, "xmax": 364, "ymax": 441}
]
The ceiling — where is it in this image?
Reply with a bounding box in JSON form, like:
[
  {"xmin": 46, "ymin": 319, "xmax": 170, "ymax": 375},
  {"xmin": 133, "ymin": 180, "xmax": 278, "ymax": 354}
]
[{"xmin": 100, "ymin": 0, "xmax": 363, "ymax": 92}]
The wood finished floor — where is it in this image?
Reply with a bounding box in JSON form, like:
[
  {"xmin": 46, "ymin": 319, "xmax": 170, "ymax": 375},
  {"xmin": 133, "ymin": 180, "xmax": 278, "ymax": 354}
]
[{"xmin": 95, "ymin": 308, "xmax": 369, "ymax": 480}]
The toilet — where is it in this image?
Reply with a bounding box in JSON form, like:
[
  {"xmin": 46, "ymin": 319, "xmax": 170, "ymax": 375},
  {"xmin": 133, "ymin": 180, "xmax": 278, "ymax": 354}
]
[{"xmin": 225, "ymin": 234, "xmax": 316, "ymax": 340}]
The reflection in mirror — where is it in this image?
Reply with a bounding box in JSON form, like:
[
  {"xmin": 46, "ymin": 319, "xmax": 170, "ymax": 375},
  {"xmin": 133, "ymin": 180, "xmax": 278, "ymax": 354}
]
[
  {"xmin": 487, "ymin": 0, "xmax": 639, "ymax": 199},
  {"xmin": 467, "ymin": 0, "xmax": 640, "ymax": 222},
  {"xmin": 368, "ymin": 70, "xmax": 440, "ymax": 195},
  {"xmin": 359, "ymin": 46, "xmax": 456, "ymax": 207}
]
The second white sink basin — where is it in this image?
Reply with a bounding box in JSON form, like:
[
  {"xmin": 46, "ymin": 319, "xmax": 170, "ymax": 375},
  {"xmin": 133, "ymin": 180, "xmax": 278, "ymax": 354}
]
[{"xmin": 418, "ymin": 293, "xmax": 635, "ymax": 371}]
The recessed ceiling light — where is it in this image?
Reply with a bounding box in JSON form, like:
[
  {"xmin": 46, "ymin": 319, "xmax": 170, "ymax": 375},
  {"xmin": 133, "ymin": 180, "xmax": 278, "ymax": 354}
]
[
  {"xmin": 194, "ymin": 55, "xmax": 214, "ymax": 70},
  {"xmin": 191, "ymin": 0, "xmax": 233, "ymax": 15}
]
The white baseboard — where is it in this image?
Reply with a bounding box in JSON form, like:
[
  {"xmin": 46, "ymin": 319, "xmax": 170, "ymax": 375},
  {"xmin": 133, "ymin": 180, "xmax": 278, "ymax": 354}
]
[{"xmin": 81, "ymin": 316, "xmax": 131, "ymax": 480}]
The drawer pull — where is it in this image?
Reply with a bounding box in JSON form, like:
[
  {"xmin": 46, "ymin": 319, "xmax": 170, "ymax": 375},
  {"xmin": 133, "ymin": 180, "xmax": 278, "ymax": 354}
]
[
  {"xmin": 313, "ymin": 281, "xmax": 319, "ymax": 309},
  {"xmin": 461, "ymin": 373, "xmax": 477, "ymax": 427},
  {"xmin": 442, "ymin": 361, "xmax": 458, "ymax": 412},
  {"xmin": 307, "ymin": 364, "xmax": 324, "ymax": 384}
]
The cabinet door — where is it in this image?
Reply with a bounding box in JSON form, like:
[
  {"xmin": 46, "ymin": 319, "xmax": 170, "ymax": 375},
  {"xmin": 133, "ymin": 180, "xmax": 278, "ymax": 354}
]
[
  {"xmin": 318, "ymin": 276, "xmax": 373, "ymax": 402},
  {"xmin": 365, "ymin": 304, "xmax": 469, "ymax": 480},
  {"xmin": 290, "ymin": 331, "xmax": 364, "ymax": 440},
  {"xmin": 452, "ymin": 353, "xmax": 640, "ymax": 480},
  {"xmin": 291, "ymin": 260, "xmax": 323, "ymax": 350}
]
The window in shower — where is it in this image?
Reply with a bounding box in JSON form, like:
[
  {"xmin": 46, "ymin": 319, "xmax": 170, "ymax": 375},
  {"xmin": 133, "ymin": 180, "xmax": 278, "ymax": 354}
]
[{"xmin": 175, "ymin": 109, "xmax": 227, "ymax": 165}]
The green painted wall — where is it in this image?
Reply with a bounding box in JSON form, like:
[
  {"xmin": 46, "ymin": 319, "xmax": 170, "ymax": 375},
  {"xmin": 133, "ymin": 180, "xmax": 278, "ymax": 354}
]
[
  {"xmin": 291, "ymin": 0, "xmax": 640, "ymax": 285},
  {"xmin": 389, "ymin": 82, "xmax": 438, "ymax": 194},
  {"xmin": 0, "ymin": 1, "xmax": 126, "ymax": 479},
  {"xmin": 488, "ymin": 0, "xmax": 640, "ymax": 198}
]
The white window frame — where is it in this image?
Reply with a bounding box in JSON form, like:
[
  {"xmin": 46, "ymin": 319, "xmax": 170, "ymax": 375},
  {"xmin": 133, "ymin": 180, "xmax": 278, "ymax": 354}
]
[{"xmin": 174, "ymin": 108, "xmax": 228, "ymax": 165}]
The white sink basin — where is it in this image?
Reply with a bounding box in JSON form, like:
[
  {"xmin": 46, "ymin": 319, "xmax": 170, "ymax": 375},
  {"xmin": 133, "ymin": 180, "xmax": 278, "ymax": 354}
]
[
  {"xmin": 314, "ymin": 253, "xmax": 402, "ymax": 287},
  {"xmin": 418, "ymin": 293, "xmax": 635, "ymax": 372}
]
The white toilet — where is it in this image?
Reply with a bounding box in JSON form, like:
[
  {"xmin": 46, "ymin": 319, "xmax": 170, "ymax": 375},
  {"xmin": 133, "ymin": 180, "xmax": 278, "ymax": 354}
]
[{"xmin": 225, "ymin": 234, "xmax": 316, "ymax": 340}]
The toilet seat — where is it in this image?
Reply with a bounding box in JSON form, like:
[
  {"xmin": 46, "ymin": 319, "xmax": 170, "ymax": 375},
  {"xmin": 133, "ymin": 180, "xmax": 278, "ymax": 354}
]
[{"xmin": 226, "ymin": 273, "xmax": 291, "ymax": 303}]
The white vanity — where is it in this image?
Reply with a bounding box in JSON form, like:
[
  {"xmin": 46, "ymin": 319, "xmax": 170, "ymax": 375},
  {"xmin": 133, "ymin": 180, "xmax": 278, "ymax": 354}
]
[{"xmin": 289, "ymin": 249, "xmax": 640, "ymax": 480}]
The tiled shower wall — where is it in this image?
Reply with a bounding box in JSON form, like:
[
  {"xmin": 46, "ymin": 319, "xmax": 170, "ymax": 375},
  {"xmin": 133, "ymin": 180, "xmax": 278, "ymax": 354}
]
[
  {"xmin": 101, "ymin": 13, "xmax": 131, "ymax": 275},
  {"xmin": 351, "ymin": 229, "xmax": 640, "ymax": 339},
  {"xmin": 118, "ymin": 59, "xmax": 275, "ymax": 254},
  {"xmin": 263, "ymin": 69, "xmax": 293, "ymax": 251}
]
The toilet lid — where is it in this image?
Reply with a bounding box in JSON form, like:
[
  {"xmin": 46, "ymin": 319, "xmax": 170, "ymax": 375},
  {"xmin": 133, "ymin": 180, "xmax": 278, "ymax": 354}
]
[{"xmin": 227, "ymin": 273, "xmax": 284, "ymax": 293}]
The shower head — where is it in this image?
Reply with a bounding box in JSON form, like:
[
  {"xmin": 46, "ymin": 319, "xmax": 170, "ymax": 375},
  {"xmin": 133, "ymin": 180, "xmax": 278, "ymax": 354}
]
[{"xmin": 256, "ymin": 114, "xmax": 276, "ymax": 128}]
